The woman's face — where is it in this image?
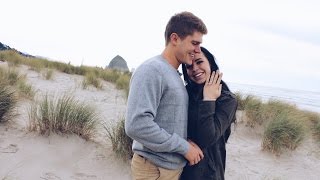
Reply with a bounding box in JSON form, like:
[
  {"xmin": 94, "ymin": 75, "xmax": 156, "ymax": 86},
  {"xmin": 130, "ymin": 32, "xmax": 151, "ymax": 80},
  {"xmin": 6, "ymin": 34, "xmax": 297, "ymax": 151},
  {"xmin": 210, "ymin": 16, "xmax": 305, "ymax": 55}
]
[{"xmin": 186, "ymin": 52, "xmax": 211, "ymax": 84}]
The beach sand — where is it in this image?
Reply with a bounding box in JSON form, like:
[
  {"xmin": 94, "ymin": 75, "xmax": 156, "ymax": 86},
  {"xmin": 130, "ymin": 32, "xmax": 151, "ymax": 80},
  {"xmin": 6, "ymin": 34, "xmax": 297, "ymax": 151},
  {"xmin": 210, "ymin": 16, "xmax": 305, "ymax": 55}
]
[
  {"xmin": 226, "ymin": 113, "xmax": 320, "ymax": 180},
  {"xmin": 1, "ymin": 62, "xmax": 319, "ymax": 180}
]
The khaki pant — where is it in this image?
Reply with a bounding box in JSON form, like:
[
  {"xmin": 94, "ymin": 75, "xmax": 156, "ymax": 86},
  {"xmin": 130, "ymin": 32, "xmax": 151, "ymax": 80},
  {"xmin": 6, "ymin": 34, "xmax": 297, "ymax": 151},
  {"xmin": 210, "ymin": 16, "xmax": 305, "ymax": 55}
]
[{"xmin": 131, "ymin": 153, "xmax": 183, "ymax": 180}]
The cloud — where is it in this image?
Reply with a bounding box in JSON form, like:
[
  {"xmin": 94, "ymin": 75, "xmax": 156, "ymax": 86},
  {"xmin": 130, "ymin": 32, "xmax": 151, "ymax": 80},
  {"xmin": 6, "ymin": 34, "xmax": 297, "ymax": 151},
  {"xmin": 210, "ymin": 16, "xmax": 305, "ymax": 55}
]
[{"xmin": 1, "ymin": 0, "xmax": 319, "ymax": 92}]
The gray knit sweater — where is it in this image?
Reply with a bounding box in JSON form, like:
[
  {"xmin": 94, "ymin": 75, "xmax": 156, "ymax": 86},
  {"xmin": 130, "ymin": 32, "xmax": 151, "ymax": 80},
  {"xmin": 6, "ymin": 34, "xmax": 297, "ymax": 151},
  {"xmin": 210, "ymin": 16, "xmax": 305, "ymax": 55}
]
[{"xmin": 125, "ymin": 55, "xmax": 189, "ymax": 170}]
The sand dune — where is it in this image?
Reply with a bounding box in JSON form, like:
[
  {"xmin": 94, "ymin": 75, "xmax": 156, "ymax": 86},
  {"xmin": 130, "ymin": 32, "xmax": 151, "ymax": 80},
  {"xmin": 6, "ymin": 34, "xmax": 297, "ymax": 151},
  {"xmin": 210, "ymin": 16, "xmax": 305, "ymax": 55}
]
[
  {"xmin": 1, "ymin": 62, "xmax": 319, "ymax": 180},
  {"xmin": 226, "ymin": 115, "xmax": 320, "ymax": 180}
]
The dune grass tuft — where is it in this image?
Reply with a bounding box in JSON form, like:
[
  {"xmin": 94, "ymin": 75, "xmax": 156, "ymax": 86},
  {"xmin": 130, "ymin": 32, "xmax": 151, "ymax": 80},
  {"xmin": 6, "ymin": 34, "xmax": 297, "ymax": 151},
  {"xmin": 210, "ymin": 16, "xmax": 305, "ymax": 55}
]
[
  {"xmin": 303, "ymin": 111, "xmax": 320, "ymax": 142},
  {"xmin": 115, "ymin": 73, "xmax": 130, "ymax": 98},
  {"xmin": 42, "ymin": 69, "xmax": 54, "ymax": 80},
  {"xmin": 1, "ymin": 50, "xmax": 23, "ymax": 67},
  {"xmin": 28, "ymin": 94, "xmax": 99, "ymax": 140},
  {"xmin": 236, "ymin": 93, "xmax": 313, "ymax": 155},
  {"xmin": 17, "ymin": 80, "xmax": 36, "ymax": 99},
  {"xmin": 243, "ymin": 96, "xmax": 266, "ymax": 127},
  {"xmin": 0, "ymin": 68, "xmax": 24, "ymax": 86},
  {"xmin": 262, "ymin": 111, "xmax": 305, "ymax": 155},
  {"xmin": 104, "ymin": 117, "xmax": 133, "ymax": 161},
  {"xmin": 100, "ymin": 69, "xmax": 120, "ymax": 83},
  {"xmin": 261, "ymin": 100, "xmax": 299, "ymax": 124},
  {"xmin": 0, "ymin": 85, "xmax": 17, "ymax": 122},
  {"xmin": 28, "ymin": 60, "xmax": 44, "ymax": 72},
  {"xmin": 0, "ymin": 67, "xmax": 35, "ymax": 100},
  {"xmin": 314, "ymin": 120, "xmax": 320, "ymax": 142},
  {"xmin": 82, "ymin": 72, "xmax": 102, "ymax": 89},
  {"xmin": 234, "ymin": 92, "xmax": 246, "ymax": 110}
]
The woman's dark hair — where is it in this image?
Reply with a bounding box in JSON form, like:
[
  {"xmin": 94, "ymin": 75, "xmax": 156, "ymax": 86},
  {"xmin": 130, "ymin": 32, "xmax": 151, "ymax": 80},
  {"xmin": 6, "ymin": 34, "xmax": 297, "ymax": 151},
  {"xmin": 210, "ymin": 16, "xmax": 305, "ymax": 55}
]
[
  {"xmin": 182, "ymin": 46, "xmax": 230, "ymax": 91},
  {"xmin": 183, "ymin": 47, "xmax": 236, "ymax": 141}
]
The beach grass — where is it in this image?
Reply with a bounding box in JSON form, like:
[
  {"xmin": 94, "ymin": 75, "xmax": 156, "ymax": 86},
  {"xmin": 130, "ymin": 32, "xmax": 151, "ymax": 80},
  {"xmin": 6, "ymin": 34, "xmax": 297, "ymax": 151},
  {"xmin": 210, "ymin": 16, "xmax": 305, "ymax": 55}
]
[
  {"xmin": 17, "ymin": 80, "xmax": 36, "ymax": 99},
  {"xmin": 0, "ymin": 84, "xmax": 17, "ymax": 122},
  {"xmin": 2, "ymin": 49, "xmax": 320, "ymax": 160},
  {"xmin": 82, "ymin": 72, "xmax": 103, "ymax": 89},
  {"xmin": 236, "ymin": 93, "xmax": 315, "ymax": 154},
  {"xmin": 42, "ymin": 69, "xmax": 54, "ymax": 80},
  {"xmin": 1, "ymin": 50, "xmax": 23, "ymax": 67},
  {"xmin": 100, "ymin": 69, "xmax": 120, "ymax": 83},
  {"xmin": 0, "ymin": 67, "xmax": 35, "ymax": 100},
  {"xmin": 262, "ymin": 111, "xmax": 305, "ymax": 155},
  {"xmin": 1, "ymin": 50, "xmax": 131, "ymax": 98},
  {"xmin": 28, "ymin": 94, "xmax": 99, "ymax": 140},
  {"xmin": 2, "ymin": 68, "xmax": 24, "ymax": 86},
  {"xmin": 242, "ymin": 95, "xmax": 265, "ymax": 127},
  {"xmin": 234, "ymin": 92, "xmax": 246, "ymax": 110},
  {"xmin": 302, "ymin": 111, "xmax": 320, "ymax": 142},
  {"xmin": 261, "ymin": 100, "xmax": 299, "ymax": 124},
  {"xmin": 104, "ymin": 117, "xmax": 133, "ymax": 161},
  {"xmin": 27, "ymin": 60, "xmax": 44, "ymax": 72},
  {"xmin": 314, "ymin": 120, "xmax": 320, "ymax": 142},
  {"xmin": 115, "ymin": 73, "xmax": 130, "ymax": 98}
]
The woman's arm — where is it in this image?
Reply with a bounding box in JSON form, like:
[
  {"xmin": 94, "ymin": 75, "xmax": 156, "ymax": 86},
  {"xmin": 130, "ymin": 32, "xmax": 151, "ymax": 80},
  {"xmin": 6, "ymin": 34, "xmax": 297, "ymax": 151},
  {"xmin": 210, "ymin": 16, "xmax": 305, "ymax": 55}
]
[{"xmin": 195, "ymin": 91, "xmax": 238, "ymax": 149}]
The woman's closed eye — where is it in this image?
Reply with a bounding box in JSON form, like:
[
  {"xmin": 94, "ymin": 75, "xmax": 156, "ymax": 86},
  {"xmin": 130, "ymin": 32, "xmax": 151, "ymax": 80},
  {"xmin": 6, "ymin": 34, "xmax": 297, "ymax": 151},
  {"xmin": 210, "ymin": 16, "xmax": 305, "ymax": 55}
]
[{"xmin": 196, "ymin": 60, "xmax": 203, "ymax": 65}]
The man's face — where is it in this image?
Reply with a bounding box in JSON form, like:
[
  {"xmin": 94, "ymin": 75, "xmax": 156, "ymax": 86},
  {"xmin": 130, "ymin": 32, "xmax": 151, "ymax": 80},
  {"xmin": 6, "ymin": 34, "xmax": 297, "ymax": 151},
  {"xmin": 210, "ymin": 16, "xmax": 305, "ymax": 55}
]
[{"xmin": 176, "ymin": 31, "xmax": 203, "ymax": 66}]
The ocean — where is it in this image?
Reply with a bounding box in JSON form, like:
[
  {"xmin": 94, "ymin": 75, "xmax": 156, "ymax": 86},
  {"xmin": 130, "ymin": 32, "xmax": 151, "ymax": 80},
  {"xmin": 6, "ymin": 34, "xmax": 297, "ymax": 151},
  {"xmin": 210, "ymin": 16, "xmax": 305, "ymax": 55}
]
[{"xmin": 228, "ymin": 82, "xmax": 320, "ymax": 113}]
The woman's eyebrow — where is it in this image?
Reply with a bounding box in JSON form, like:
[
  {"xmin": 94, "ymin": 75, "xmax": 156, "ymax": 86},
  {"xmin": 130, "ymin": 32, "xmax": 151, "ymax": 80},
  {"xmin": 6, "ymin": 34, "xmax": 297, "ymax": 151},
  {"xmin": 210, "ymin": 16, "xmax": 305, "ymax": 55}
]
[{"xmin": 194, "ymin": 58, "xmax": 202, "ymax": 62}]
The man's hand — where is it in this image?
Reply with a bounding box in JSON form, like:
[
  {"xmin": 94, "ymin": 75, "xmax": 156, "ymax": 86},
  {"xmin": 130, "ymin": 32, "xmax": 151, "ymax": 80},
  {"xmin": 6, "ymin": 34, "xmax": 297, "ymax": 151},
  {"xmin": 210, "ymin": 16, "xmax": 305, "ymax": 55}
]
[{"xmin": 184, "ymin": 140, "xmax": 204, "ymax": 165}]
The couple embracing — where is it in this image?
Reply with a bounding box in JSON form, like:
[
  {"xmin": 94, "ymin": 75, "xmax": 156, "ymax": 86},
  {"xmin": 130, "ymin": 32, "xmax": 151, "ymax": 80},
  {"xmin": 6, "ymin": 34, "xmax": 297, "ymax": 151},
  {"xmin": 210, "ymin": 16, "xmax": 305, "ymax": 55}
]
[{"xmin": 125, "ymin": 11, "xmax": 237, "ymax": 180}]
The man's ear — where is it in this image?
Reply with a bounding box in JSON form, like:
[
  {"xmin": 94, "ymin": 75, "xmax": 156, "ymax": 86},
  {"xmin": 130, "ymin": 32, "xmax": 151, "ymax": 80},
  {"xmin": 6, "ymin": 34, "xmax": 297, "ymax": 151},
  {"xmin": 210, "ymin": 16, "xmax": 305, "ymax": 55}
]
[{"xmin": 170, "ymin": 33, "xmax": 179, "ymax": 45}]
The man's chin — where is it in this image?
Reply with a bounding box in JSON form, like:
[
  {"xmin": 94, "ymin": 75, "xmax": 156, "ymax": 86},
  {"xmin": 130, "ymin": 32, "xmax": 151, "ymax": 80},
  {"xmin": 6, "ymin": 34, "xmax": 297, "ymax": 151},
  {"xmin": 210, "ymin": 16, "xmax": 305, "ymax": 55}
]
[{"xmin": 185, "ymin": 60, "xmax": 192, "ymax": 66}]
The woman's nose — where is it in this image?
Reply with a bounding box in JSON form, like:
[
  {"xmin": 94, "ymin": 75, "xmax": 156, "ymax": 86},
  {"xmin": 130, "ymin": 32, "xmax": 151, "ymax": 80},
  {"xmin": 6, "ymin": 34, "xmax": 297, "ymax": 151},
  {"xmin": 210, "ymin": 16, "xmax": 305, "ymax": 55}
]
[{"xmin": 192, "ymin": 64, "xmax": 198, "ymax": 71}]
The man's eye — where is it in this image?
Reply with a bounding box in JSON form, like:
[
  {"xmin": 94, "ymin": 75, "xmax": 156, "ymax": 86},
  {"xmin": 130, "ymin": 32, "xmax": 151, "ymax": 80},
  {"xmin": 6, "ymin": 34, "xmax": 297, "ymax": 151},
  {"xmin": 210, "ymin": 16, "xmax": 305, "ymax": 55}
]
[{"xmin": 192, "ymin": 42, "xmax": 200, "ymax": 46}]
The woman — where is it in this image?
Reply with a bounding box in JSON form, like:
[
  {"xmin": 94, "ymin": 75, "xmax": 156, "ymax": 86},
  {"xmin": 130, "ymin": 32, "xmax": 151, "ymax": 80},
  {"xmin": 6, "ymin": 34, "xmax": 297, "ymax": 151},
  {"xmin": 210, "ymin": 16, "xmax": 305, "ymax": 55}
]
[{"xmin": 180, "ymin": 47, "xmax": 238, "ymax": 180}]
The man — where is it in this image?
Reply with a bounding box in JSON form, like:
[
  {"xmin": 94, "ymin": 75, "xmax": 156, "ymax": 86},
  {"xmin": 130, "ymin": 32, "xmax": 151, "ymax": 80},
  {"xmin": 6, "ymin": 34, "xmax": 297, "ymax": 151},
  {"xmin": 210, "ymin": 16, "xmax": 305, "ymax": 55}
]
[{"xmin": 125, "ymin": 11, "xmax": 208, "ymax": 180}]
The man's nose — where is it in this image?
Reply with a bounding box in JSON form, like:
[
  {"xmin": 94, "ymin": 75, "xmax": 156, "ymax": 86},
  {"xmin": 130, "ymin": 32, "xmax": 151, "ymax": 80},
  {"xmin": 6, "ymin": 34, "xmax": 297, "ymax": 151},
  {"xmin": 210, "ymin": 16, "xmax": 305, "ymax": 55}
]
[{"xmin": 194, "ymin": 45, "xmax": 201, "ymax": 53}]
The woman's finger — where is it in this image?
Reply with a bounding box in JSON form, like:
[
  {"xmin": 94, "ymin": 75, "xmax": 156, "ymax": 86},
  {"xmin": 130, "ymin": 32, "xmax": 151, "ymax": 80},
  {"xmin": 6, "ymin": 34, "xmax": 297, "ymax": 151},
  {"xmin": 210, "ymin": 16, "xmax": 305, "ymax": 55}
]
[
  {"xmin": 211, "ymin": 71, "xmax": 216, "ymax": 84},
  {"xmin": 209, "ymin": 71, "xmax": 215, "ymax": 84},
  {"xmin": 216, "ymin": 72, "xmax": 223, "ymax": 84},
  {"xmin": 206, "ymin": 71, "xmax": 214, "ymax": 84},
  {"xmin": 212, "ymin": 70, "xmax": 220, "ymax": 84}
]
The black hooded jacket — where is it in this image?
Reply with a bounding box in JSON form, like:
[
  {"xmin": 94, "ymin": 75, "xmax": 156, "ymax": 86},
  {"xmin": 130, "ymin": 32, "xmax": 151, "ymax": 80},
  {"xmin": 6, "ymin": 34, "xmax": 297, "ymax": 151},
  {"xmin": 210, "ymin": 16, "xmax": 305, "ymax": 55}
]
[{"xmin": 180, "ymin": 83, "xmax": 238, "ymax": 180}]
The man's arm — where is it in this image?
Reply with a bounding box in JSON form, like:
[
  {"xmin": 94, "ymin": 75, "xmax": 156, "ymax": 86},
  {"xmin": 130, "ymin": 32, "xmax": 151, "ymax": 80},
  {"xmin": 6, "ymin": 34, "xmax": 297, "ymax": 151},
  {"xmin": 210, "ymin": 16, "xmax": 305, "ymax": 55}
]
[{"xmin": 125, "ymin": 65, "xmax": 189, "ymax": 155}]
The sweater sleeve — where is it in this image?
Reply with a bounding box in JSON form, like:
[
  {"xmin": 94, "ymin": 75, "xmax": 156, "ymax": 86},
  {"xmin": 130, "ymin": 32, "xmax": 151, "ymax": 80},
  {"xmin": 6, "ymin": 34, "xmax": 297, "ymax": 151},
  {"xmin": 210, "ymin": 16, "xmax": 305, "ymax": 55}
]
[
  {"xmin": 125, "ymin": 65, "xmax": 189, "ymax": 155},
  {"xmin": 196, "ymin": 91, "xmax": 238, "ymax": 149}
]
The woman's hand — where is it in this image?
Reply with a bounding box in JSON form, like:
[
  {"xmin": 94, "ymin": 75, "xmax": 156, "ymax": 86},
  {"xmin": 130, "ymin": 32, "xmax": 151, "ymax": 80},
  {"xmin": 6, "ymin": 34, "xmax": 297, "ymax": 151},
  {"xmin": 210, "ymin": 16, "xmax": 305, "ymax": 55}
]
[{"xmin": 203, "ymin": 71, "xmax": 223, "ymax": 101}]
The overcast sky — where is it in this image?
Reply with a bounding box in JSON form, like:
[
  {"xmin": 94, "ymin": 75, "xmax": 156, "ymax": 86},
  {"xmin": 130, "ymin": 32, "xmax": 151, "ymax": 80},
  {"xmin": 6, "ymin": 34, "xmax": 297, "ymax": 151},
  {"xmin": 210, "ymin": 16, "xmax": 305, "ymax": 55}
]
[{"xmin": 1, "ymin": 0, "xmax": 320, "ymax": 92}]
